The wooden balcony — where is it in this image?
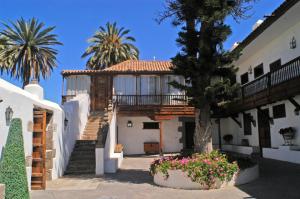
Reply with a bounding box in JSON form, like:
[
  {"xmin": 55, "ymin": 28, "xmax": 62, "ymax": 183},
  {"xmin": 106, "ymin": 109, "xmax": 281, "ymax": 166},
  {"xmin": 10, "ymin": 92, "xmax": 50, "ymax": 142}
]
[
  {"xmin": 219, "ymin": 56, "xmax": 300, "ymax": 117},
  {"xmin": 114, "ymin": 95, "xmax": 194, "ymax": 118},
  {"xmin": 114, "ymin": 95, "xmax": 189, "ymax": 106}
]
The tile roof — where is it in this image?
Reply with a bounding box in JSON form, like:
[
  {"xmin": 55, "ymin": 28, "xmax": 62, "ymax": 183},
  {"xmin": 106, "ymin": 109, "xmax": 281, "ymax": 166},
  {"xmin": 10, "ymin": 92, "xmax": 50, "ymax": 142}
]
[
  {"xmin": 62, "ymin": 60, "xmax": 173, "ymax": 76},
  {"xmin": 103, "ymin": 60, "xmax": 172, "ymax": 72}
]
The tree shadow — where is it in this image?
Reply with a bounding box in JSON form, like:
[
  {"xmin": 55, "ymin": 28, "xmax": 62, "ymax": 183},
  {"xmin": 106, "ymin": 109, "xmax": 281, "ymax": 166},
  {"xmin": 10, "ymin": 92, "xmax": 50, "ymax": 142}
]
[
  {"xmin": 237, "ymin": 158, "xmax": 300, "ymax": 199},
  {"xmin": 103, "ymin": 169, "xmax": 154, "ymax": 185}
]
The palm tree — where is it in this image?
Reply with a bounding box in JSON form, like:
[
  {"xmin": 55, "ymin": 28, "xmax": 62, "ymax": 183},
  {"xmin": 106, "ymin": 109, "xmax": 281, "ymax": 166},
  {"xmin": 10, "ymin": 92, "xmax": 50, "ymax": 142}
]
[
  {"xmin": 0, "ymin": 18, "xmax": 62, "ymax": 87},
  {"xmin": 82, "ymin": 22, "xmax": 139, "ymax": 70}
]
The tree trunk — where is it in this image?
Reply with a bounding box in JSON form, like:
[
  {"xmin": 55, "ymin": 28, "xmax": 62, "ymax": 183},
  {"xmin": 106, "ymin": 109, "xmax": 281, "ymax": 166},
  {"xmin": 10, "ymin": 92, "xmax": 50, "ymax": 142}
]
[
  {"xmin": 22, "ymin": 79, "xmax": 30, "ymax": 89},
  {"xmin": 194, "ymin": 104, "xmax": 213, "ymax": 153}
]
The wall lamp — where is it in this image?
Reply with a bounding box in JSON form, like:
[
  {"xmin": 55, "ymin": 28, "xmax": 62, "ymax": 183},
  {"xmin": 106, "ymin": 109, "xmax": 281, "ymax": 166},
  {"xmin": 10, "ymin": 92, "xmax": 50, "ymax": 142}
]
[
  {"xmin": 290, "ymin": 36, "xmax": 297, "ymax": 49},
  {"xmin": 5, "ymin": 106, "xmax": 13, "ymax": 126},
  {"xmin": 127, "ymin": 120, "xmax": 133, "ymax": 128}
]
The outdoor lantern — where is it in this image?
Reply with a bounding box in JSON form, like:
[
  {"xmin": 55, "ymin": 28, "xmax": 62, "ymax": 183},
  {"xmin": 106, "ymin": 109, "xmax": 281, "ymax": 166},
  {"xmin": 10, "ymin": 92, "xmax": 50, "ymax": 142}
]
[
  {"xmin": 290, "ymin": 36, "xmax": 297, "ymax": 49},
  {"xmin": 127, "ymin": 120, "xmax": 133, "ymax": 128},
  {"xmin": 5, "ymin": 106, "xmax": 13, "ymax": 126},
  {"xmin": 64, "ymin": 117, "xmax": 69, "ymax": 128}
]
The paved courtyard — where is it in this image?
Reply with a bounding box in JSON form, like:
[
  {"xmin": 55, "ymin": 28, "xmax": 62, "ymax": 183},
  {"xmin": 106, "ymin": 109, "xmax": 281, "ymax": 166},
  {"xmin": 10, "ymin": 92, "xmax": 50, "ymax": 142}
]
[{"xmin": 31, "ymin": 156, "xmax": 300, "ymax": 199}]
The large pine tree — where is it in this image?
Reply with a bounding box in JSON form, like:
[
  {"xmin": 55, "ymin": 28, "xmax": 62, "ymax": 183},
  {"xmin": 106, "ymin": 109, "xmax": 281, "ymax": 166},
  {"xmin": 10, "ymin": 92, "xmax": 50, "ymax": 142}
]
[{"xmin": 159, "ymin": 0, "xmax": 256, "ymax": 153}]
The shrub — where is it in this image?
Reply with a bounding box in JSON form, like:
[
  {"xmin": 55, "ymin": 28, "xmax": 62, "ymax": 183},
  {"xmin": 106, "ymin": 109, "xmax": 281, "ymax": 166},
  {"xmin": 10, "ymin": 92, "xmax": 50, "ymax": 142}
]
[
  {"xmin": 0, "ymin": 119, "xmax": 30, "ymax": 199},
  {"xmin": 150, "ymin": 150, "xmax": 238, "ymax": 188}
]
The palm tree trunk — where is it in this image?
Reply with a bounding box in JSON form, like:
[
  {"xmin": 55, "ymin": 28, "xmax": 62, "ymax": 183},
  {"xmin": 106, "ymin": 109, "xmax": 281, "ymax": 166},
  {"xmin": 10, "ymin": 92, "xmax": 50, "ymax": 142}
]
[
  {"xmin": 22, "ymin": 79, "xmax": 30, "ymax": 88},
  {"xmin": 194, "ymin": 104, "xmax": 213, "ymax": 153}
]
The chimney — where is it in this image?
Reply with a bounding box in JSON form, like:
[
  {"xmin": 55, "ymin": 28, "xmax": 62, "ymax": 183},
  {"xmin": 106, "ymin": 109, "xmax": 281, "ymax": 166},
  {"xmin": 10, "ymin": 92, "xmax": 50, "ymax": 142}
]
[
  {"xmin": 252, "ymin": 19, "xmax": 264, "ymax": 31},
  {"xmin": 231, "ymin": 42, "xmax": 240, "ymax": 51},
  {"xmin": 24, "ymin": 80, "xmax": 44, "ymax": 100}
]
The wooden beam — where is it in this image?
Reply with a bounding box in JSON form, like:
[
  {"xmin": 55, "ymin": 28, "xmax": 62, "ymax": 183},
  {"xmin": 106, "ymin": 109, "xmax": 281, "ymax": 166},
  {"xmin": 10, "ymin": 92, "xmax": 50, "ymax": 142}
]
[
  {"xmin": 288, "ymin": 97, "xmax": 300, "ymax": 111},
  {"xmin": 159, "ymin": 121, "xmax": 163, "ymax": 155},
  {"xmin": 154, "ymin": 115, "xmax": 175, "ymax": 121},
  {"xmin": 230, "ymin": 116, "xmax": 242, "ymax": 128}
]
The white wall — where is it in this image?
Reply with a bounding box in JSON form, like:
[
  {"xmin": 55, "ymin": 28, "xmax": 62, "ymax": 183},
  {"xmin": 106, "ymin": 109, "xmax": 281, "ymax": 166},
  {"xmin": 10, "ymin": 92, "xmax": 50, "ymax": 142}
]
[
  {"xmin": 0, "ymin": 79, "xmax": 64, "ymax": 187},
  {"xmin": 214, "ymin": 2, "xmax": 300, "ymax": 152},
  {"xmin": 117, "ymin": 116, "xmax": 182, "ymax": 155},
  {"xmin": 60, "ymin": 94, "xmax": 90, "ymax": 177},
  {"xmin": 65, "ymin": 75, "xmax": 90, "ymax": 95},
  {"xmin": 235, "ymin": 2, "xmax": 300, "ymax": 83}
]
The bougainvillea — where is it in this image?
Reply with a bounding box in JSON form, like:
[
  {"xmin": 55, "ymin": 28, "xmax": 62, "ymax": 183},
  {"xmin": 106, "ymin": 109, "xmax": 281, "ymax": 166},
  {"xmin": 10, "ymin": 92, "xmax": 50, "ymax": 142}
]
[{"xmin": 150, "ymin": 150, "xmax": 238, "ymax": 188}]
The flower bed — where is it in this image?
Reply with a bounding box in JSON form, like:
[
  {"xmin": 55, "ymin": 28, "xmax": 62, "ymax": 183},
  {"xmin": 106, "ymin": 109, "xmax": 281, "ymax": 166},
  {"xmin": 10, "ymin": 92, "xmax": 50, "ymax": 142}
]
[{"xmin": 150, "ymin": 151, "xmax": 258, "ymax": 190}]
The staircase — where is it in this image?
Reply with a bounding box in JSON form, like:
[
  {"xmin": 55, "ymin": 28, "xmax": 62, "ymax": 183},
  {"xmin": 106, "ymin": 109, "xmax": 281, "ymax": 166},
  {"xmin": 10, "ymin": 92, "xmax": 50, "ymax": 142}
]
[
  {"xmin": 64, "ymin": 140, "xmax": 96, "ymax": 175},
  {"xmin": 64, "ymin": 113, "xmax": 103, "ymax": 175},
  {"xmin": 81, "ymin": 113, "xmax": 103, "ymax": 140}
]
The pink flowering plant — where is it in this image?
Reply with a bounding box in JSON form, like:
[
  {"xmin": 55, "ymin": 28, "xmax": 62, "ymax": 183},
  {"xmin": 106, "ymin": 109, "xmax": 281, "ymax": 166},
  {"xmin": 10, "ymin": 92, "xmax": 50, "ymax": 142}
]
[{"xmin": 150, "ymin": 150, "xmax": 238, "ymax": 188}]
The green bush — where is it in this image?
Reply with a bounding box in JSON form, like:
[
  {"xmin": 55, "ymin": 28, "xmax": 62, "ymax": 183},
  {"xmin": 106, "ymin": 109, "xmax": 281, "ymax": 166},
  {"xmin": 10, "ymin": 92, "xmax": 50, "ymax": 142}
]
[
  {"xmin": 0, "ymin": 118, "xmax": 29, "ymax": 199},
  {"xmin": 150, "ymin": 150, "xmax": 239, "ymax": 188}
]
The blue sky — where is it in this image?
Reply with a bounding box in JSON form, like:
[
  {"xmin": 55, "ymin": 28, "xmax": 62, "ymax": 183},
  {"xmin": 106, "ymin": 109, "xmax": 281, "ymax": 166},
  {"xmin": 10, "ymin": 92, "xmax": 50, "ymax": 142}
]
[{"xmin": 0, "ymin": 0, "xmax": 284, "ymax": 103}]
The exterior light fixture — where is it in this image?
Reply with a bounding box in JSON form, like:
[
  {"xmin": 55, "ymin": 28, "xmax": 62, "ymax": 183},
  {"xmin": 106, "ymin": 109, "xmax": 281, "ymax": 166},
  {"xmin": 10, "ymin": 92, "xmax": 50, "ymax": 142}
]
[
  {"xmin": 127, "ymin": 120, "xmax": 133, "ymax": 128},
  {"xmin": 64, "ymin": 117, "xmax": 69, "ymax": 129},
  {"xmin": 5, "ymin": 106, "xmax": 13, "ymax": 126},
  {"xmin": 248, "ymin": 66, "xmax": 253, "ymax": 74},
  {"xmin": 290, "ymin": 36, "xmax": 297, "ymax": 49}
]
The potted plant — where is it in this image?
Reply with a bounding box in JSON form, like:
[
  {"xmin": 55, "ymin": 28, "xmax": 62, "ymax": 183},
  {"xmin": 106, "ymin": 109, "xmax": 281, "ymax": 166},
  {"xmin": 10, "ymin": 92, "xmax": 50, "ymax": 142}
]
[
  {"xmin": 279, "ymin": 127, "xmax": 296, "ymax": 146},
  {"xmin": 223, "ymin": 134, "xmax": 233, "ymax": 144}
]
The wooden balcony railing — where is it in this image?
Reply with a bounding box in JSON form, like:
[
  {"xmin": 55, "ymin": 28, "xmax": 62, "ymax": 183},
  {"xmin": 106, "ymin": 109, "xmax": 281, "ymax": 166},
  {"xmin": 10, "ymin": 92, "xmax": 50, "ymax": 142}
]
[
  {"xmin": 114, "ymin": 95, "xmax": 189, "ymax": 106},
  {"xmin": 242, "ymin": 56, "xmax": 300, "ymax": 98}
]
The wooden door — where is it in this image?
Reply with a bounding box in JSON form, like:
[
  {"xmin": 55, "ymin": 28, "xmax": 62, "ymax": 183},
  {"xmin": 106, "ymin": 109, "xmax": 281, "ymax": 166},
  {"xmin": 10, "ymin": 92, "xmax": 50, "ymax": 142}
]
[
  {"xmin": 185, "ymin": 122, "xmax": 195, "ymax": 149},
  {"xmin": 31, "ymin": 110, "xmax": 47, "ymax": 190},
  {"xmin": 90, "ymin": 75, "xmax": 112, "ymax": 112},
  {"xmin": 257, "ymin": 109, "xmax": 271, "ymax": 154}
]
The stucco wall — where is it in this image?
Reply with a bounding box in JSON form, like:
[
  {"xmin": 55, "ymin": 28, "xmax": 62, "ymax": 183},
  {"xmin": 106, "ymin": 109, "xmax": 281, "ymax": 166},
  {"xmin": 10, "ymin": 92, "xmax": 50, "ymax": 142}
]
[
  {"xmin": 213, "ymin": 3, "xmax": 300, "ymax": 151},
  {"xmin": 0, "ymin": 79, "xmax": 89, "ymax": 189},
  {"xmin": 117, "ymin": 116, "xmax": 183, "ymax": 155},
  {"xmin": 0, "ymin": 79, "xmax": 66, "ymax": 187},
  {"xmin": 235, "ymin": 2, "xmax": 300, "ymax": 81}
]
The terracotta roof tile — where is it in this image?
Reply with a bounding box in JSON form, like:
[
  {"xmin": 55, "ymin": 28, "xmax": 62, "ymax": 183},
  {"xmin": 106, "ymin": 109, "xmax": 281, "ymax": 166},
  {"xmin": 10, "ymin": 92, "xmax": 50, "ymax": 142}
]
[
  {"xmin": 103, "ymin": 60, "xmax": 172, "ymax": 72},
  {"xmin": 62, "ymin": 60, "xmax": 173, "ymax": 76}
]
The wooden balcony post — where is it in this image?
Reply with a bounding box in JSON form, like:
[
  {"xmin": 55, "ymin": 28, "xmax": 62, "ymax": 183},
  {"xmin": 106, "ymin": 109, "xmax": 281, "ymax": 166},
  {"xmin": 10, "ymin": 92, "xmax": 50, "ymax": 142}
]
[{"xmin": 159, "ymin": 121, "xmax": 163, "ymax": 156}]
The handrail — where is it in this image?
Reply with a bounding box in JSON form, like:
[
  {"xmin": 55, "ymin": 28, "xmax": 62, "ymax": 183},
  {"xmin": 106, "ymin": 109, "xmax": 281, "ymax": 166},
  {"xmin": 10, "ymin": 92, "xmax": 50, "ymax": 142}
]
[
  {"xmin": 114, "ymin": 94, "xmax": 188, "ymax": 106},
  {"xmin": 241, "ymin": 56, "xmax": 300, "ymax": 98}
]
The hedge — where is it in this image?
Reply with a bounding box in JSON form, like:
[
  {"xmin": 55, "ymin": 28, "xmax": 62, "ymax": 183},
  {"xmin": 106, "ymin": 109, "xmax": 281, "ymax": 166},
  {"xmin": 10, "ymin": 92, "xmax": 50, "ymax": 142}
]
[{"xmin": 0, "ymin": 118, "xmax": 29, "ymax": 199}]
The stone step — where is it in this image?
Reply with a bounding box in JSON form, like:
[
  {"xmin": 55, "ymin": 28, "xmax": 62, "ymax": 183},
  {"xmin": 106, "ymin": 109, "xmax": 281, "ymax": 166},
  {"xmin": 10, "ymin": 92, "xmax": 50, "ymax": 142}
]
[
  {"xmin": 75, "ymin": 140, "xmax": 96, "ymax": 145},
  {"xmin": 64, "ymin": 169, "xmax": 95, "ymax": 175}
]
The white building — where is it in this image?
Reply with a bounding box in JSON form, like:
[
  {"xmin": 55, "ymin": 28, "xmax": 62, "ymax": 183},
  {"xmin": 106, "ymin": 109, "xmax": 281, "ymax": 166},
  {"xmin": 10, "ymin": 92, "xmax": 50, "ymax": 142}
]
[
  {"xmin": 213, "ymin": 0, "xmax": 300, "ymax": 164},
  {"xmin": 62, "ymin": 60, "xmax": 195, "ymax": 156},
  {"xmin": 0, "ymin": 79, "xmax": 88, "ymax": 190}
]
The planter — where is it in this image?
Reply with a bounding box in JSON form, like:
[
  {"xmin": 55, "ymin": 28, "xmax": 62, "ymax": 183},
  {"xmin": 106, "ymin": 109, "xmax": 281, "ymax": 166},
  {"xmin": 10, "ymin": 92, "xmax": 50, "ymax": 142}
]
[
  {"xmin": 153, "ymin": 164, "xmax": 259, "ymax": 190},
  {"xmin": 279, "ymin": 127, "xmax": 296, "ymax": 146}
]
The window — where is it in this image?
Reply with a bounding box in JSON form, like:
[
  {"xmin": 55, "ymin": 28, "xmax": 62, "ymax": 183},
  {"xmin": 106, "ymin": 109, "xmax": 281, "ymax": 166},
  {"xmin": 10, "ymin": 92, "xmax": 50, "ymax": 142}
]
[
  {"xmin": 243, "ymin": 113, "xmax": 252, "ymax": 135},
  {"xmin": 254, "ymin": 64, "xmax": 264, "ymax": 78},
  {"xmin": 240, "ymin": 73, "xmax": 249, "ymax": 85},
  {"xmin": 273, "ymin": 104, "xmax": 286, "ymax": 119},
  {"xmin": 270, "ymin": 59, "xmax": 281, "ymax": 72},
  {"xmin": 143, "ymin": 122, "xmax": 159, "ymax": 129}
]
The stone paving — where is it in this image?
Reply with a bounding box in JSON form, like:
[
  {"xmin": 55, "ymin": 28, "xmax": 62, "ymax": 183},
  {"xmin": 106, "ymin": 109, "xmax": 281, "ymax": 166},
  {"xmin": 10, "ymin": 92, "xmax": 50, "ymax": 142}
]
[{"xmin": 31, "ymin": 156, "xmax": 300, "ymax": 199}]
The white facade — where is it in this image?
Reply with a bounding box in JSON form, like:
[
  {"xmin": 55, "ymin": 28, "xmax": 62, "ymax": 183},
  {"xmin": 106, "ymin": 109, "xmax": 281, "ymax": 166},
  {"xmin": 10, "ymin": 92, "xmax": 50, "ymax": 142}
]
[
  {"xmin": 117, "ymin": 116, "xmax": 183, "ymax": 155},
  {"xmin": 0, "ymin": 78, "xmax": 89, "ymax": 189},
  {"xmin": 213, "ymin": 1, "xmax": 300, "ymax": 163}
]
